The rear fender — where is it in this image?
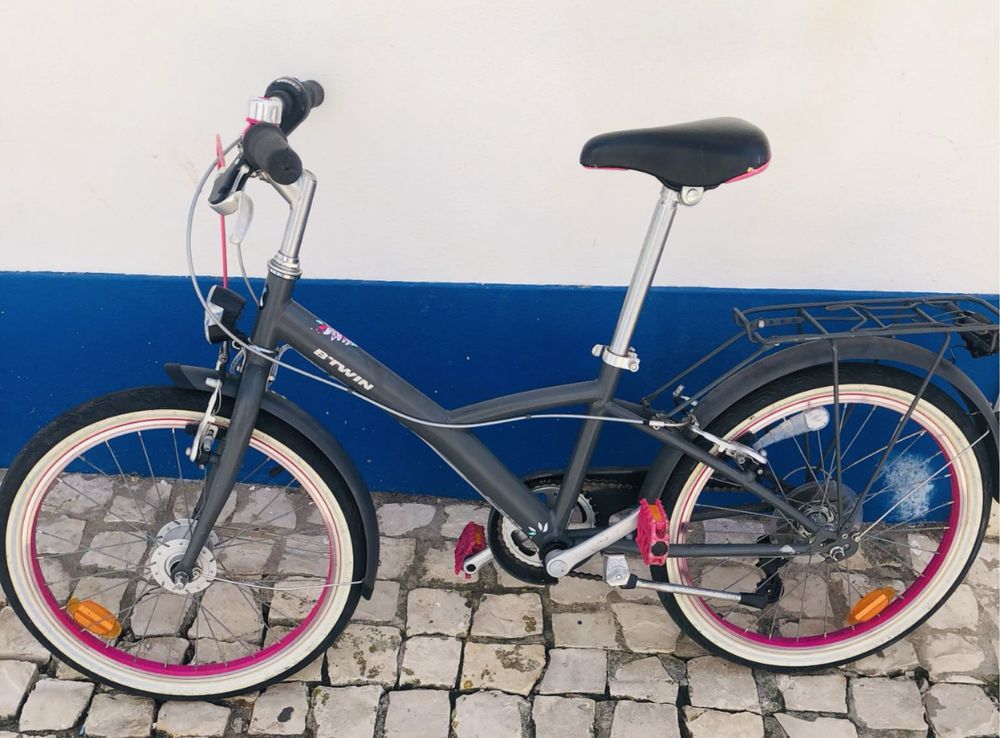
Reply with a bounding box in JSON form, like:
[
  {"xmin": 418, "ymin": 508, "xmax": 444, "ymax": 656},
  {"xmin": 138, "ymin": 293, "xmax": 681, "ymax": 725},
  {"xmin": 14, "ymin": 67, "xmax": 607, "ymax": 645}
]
[
  {"xmin": 165, "ymin": 363, "xmax": 379, "ymax": 597},
  {"xmin": 640, "ymin": 337, "xmax": 999, "ymax": 503}
]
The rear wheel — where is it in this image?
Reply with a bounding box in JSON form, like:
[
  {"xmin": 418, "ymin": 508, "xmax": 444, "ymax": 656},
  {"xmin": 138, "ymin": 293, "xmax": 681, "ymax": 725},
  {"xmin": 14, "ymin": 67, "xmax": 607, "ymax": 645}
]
[
  {"xmin": 0, "ymin": 387, "xmax": 365, "ymax": 698},
  {"xmin": 655, "ymin": 365, "xmax": 992, "ymax": 670}
]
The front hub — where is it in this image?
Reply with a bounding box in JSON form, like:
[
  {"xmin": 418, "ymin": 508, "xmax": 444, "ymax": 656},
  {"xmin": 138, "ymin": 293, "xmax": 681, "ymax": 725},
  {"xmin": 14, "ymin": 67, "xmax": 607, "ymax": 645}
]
[{"xmin": 148, "ymin": 519, "xmax": 220, "ymax": 594}]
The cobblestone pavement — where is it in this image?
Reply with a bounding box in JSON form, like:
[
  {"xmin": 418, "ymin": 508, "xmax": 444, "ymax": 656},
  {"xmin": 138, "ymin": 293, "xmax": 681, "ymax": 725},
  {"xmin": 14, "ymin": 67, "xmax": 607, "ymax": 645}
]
[{"xmin": 0, "ymin": 492, "xmax": 997, "ymax": 738}]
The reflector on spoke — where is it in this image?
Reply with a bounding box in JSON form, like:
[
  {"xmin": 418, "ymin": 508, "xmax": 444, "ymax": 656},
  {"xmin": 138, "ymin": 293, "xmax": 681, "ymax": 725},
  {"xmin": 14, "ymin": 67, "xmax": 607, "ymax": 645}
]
[{"xmin": 846, "ymin": 587, "xmax": 895, "ymax": 625}]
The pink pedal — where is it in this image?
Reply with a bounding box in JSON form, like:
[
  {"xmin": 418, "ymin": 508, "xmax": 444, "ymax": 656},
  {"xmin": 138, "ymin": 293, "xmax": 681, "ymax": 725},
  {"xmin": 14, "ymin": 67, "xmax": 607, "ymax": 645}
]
[
  {"xmin": 454, "ymin": 522, "xmax": 487, "ymax": 578},
  {"xmin": 636, "ymin": 499, "xmax": 670, "ymax": 566}
]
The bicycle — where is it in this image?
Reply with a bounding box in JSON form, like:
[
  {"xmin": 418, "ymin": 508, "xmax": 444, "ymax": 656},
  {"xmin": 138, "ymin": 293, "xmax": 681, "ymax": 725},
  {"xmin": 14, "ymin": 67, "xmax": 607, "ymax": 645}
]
[{"xmin": 1, "ymin": 77, "xmax": 997, "ymax": 699}]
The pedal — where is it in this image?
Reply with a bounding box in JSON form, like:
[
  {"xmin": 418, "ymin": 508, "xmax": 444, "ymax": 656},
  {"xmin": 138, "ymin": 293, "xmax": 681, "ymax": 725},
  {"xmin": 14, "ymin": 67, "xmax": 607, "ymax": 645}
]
[
  {"xmin": 636, "ymin": 499, "xmax": 670, "ymax": 566},
  {"xmin": 454, "ymin": 522, "xmax": 488, "ymax": 579}
]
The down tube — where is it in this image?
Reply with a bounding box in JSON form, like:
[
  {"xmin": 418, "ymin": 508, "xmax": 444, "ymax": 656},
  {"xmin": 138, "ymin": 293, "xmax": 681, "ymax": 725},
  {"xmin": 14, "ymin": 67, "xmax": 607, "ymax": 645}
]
[{"xmin": 277, "ymin": 300, "xmax": 556, "ymax": 536}]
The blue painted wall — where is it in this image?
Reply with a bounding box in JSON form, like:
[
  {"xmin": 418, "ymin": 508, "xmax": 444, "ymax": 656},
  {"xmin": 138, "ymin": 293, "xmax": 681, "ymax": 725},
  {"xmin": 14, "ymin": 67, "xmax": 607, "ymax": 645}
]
[{"xmin": 1, "ymin": 272, "xmax": 996, "ymax": 499}]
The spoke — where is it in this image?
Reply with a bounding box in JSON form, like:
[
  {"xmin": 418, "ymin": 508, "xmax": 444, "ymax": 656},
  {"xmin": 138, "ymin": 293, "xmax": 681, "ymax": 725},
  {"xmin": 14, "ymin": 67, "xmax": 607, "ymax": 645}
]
[
  {"xmin": 140, "ymin": 589, "xmax": 166, "ymax": 639},
  {"xmin": 170, "ymin": 429, "xmax": 192, "ymax": 519},
  {"xmin": 216, "ymin": 484, "xmax": 304, "ymax": 546},
  {"xmin": 38, "ymin": 536, "xmax": 150, "ymax": 559},
  {"xmin": 866, "ymin": 534, "xmax": 939, "ymax": 554},
  {"xmin": 166, "ymin": 591, "xmax": 192, "ymax": 665},
  {"xmin": 136, "ymin": 430, "xmax": 167, "ymax": 510},
  {"xmin": 197, "ymin": 603, "xmax": 257, "ymax": 657},
  {"xmin": 791, "ymin": 434, "xmax": 823, "ymax": 488},
  {"xmin": 65, "ymin": 574, "xmax": 143, "ymax": 606},
  {"xmin": 840, "ymin": 430, "xmax": 925, "ymax": 475},
  {"xmin": 239, "ymin": 456, "xmax": 274, "ymax": 485},
  {"xmin": 38, "ymin": 531, "xmax": 147, "ymax": 569},
  {"xmin": 859, "ymin": 432, "xmax": 987, "ymax": 537},
  {"xmin": 45, "ymin": 475, "xmax": 149, "ymax": 539},
  {"xmin": 823, "ymin": 561, "xmax": 832, "ymax": 636},
  {"xmin": 76, "ymin": 455, "xmax": 117, "ymax": 483},
  {"xmin": 839, "ymin": 404, "xmax": 877, "ymax": 470},
  {"xmin": 862, "ymin": 539, "xmax": 912, "ymax": 570},
  {"xmin": 691, "ymin": 504, "xmax": 782, "ymax": 523}
]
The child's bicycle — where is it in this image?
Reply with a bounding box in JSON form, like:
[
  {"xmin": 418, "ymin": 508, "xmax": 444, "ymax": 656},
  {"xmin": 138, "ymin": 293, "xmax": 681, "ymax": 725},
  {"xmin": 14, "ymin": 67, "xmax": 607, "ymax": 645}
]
[{"xmin": 1, "ymin": 77, "xmax": 997, "ymax": 698}]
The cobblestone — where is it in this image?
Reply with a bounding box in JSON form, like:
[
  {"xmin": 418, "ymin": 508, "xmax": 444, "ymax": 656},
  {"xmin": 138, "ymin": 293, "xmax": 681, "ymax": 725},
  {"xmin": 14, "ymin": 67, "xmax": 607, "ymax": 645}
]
[
  {"xmin": 612, "ymin": 701, "xmax": 681, "ymax": 738},
  {"xmin": 157, "ymin": 700, "xmax": 231, "ymax": 737},
  {"xmin": 453, "ymin": 690, "xmax": 528, "ymax": 738},
  {"xmin": 608, "ymin": 654, "xmax": 678, "ymax": 703},
  {"xmin": 683, "ymin": 707, "xmax": 763, "ymax": 738},
  {"xmin": 0, "ymin": 661, "xmax": 36, "ymax": 720},
  {"xmin": 83, "ymin": 692, "xmax": 155, "ymax": 738},
  {"xmin": 850, "ymin": 676, "xmax": 927, "ymax": 732},
  {"xmin": 383, "ymin": 688, "xmax": 450, "ymax": 737},
  {"xmin": 406, "ymin": 587, "xmax": 472, "ymax": 636},
  {"xmin": 326, "ymin": 623, "xmax": 401, "ymax": 687},
  {"xmin": 470, "ymin": 592, "xmax": 543, "ymax": 639},
  {"xmin": 18, "ymin": 678, "xmax": 93, "ymax": 732},
  {"xmin": 774, "ymin": 713, "xmax": 858, "ymax": 738},
  {"xmin": 924, "ymin": 682, "xmax": 1000, "ymax": 738},
  {"xmin": 611, "ymin": 603, "xmax": 680, "ymax": 653},
  {"xmin": 377, "ymin": 536, "xmax": 417, "ymax": 579},
  {"xmin": 776, "ymin": 672, "xmax": 847, "ymax": 713},
  {"xmin": 0, "ymin": 608, "xmax": 50, "ymax": 664},
  {"xmin": 687, "ymin": 656, "xmax": 760, "ymax": 713},
  {"xmin": 376, "ymin": 502, "xmax": 436, "ymax": 536},
  {"xmin": 532, "ymin": 695, "xmax": 596, "ymax": 738},
  {"xmin": 311, "ymin": 685, "xmax": 381, "ymax": 738},
  {"xmin": 460, "ymin": 641, "xmax": 545, "ymax": 695},
  {"xmin": 551, "ymin": 611, "xmax": 618, "ymax": 649},
  {"xmin": 400, "ymin": 635, "xmax": 462, "ymax": 688},
  {"xmin": 248, "ymin": 682, "xmax": 308, "ymax": 735},
  {"xmin": 538, "ymin": 648, "xmax": 607, "ymax": 695}
]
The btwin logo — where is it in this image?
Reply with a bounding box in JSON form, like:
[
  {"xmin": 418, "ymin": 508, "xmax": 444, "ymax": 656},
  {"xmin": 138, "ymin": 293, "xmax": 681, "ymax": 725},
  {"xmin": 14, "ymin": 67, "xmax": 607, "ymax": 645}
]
[{"xmin": 313, "ymin": 348, "xmax": 375, "ymax": 391}]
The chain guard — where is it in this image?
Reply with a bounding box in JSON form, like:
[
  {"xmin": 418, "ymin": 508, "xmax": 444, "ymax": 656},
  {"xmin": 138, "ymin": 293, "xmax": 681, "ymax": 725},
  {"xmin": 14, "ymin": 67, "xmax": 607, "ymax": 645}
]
[{"xmin": 488, "ymin": 471, "xmax": 644, "ymax": 586}]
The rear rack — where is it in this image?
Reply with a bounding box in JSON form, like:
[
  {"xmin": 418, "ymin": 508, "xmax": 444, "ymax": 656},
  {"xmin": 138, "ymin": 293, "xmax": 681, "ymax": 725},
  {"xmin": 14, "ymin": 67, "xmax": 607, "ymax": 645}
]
[
  {"xmin": 733, "ymin": 295, "xmax": 999, "ymax": 348},
  {"xmin": 642, "ymin": 294, "xmax": 999, "ymax": 413}
]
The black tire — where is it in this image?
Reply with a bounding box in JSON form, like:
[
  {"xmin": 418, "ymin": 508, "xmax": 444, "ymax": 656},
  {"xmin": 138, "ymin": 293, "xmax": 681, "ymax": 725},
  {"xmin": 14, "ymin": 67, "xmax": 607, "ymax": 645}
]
[
  {"xmin": 651, "ymin": 364, "xmax": 993, "ymax": 672},
  {"xmin": 0, "ymin": 387, "xmax": 366, "ymax": 699}
]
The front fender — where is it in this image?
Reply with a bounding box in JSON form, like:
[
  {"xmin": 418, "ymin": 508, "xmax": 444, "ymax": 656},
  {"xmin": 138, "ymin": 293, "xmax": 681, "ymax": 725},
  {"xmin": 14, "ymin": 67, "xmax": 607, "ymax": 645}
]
[
  {"xmin": 640, "ymin": 337, "xmax": 999, "ymax": 503},
  {"xmin": 165, "ymin": 363, "xmax": 379, "ymax": 598}
]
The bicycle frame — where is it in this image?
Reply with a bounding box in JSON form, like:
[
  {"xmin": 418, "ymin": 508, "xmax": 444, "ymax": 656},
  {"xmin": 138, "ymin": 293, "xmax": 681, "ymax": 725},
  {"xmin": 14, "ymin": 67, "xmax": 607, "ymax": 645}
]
[{"xmin": 174, "ymin": 171, "xmax": 824, "ymax": 578}]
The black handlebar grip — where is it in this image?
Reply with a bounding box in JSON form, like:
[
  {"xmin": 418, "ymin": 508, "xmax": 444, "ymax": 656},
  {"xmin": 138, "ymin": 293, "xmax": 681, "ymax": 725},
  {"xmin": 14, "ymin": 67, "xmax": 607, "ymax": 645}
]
[
  {"xmin": 242, "ymin": 123, "xmax": 302, "ymax": 185},
  {"xmin": 303, "ymin": 80, "xmax": 325, "ymax": 108}
]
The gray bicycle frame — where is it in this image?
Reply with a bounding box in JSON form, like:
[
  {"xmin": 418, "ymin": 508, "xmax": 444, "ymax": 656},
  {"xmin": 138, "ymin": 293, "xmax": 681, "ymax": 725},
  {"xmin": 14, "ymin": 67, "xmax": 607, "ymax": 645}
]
[{"xmin": 175, "ymin": 171, "xmax": 822, "ymax": 579}]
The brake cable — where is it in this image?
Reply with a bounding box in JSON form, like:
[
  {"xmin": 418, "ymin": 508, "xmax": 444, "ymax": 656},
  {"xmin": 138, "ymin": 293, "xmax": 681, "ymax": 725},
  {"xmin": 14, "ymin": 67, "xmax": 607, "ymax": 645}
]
[{"xmin": 186, "ymin": 141, "xmax": 689, "ymax": 433}]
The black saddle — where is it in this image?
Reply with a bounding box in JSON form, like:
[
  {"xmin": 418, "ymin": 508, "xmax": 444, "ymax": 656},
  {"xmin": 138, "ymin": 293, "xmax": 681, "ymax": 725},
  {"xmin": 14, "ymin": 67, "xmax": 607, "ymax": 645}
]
[{"xmin": 580, "ymin": 118, "xmax": 770, "ymax": 191}]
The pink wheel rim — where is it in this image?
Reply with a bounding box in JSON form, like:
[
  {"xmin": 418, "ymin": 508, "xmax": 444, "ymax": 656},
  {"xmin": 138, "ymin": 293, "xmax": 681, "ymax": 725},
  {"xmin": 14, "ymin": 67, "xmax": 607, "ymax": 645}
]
[
  {"xmin": 674, "ymin": 389, "xmax": 962, "ymax": 649},
  {"xmin": 24, "ymin": 416, "xmax": 341, "ymax": 677}
]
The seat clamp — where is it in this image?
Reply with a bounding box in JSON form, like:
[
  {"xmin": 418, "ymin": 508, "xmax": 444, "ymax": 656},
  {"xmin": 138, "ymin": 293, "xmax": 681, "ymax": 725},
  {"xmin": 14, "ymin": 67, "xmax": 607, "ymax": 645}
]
[
  {"xmin": 680, "ymin": 186, "xmax": 704, "ymax": 206},
  {"xmin": 592, "ymin": 344, "xmax": 640, "ymax": 372}
]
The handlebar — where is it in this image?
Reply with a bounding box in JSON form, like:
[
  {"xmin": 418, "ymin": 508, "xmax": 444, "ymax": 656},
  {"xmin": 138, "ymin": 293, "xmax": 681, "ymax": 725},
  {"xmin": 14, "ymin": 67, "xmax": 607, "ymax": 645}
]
[
  {"xmin": 242, "ymin": 124, "xmax": 302, "ymax": 185},
  {"xmin": 210, "ymin": 77, "xmax": 324, "ymax": 201}
]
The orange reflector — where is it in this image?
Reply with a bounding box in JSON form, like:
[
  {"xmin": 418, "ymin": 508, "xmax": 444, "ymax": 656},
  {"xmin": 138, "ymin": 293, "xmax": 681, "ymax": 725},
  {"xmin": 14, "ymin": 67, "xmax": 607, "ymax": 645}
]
[
  {"xmin": 66, "ymin": 597, "xmax": 122, "ymax": 639},
  {"xmin": 846, "ymin": 587, "xmax": 895, "ymax": 625}
]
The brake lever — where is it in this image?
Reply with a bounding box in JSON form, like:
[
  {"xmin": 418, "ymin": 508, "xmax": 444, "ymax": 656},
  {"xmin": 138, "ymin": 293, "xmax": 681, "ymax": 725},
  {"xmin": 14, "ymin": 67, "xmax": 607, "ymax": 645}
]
[
  {"xmin": 208, "ymin": 158, "xmax": 252, "ymax": 214},
  {"xmin": 229, "ymin": 193, "xmax": 255, "ymax": 246}
]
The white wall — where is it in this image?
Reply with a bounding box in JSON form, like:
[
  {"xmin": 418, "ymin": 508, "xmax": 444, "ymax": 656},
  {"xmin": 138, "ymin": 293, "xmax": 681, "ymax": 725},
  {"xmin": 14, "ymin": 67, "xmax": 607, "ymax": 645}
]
[{"xmin": 0, "ymin": 1, "xmax": 997, "ymax": 292}]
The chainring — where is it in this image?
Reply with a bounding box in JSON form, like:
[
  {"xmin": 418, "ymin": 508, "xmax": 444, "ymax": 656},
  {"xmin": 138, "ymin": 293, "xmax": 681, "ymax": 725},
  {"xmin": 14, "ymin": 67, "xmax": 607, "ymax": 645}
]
[{"xmin": 488, "ymin": 472, "xmax": 642, "ymax": 585}]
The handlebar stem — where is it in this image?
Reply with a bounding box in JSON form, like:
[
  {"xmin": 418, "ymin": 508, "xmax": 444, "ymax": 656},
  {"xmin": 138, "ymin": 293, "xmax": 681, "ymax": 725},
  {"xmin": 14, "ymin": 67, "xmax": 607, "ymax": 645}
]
[{"xmin": 267, "ymin": 170, "xmax": 317, "ymax": 280}]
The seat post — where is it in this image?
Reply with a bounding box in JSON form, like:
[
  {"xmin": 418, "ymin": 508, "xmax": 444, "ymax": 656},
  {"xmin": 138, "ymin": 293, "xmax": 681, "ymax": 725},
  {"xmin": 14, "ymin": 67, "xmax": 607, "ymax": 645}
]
[{"xmin": 606, "ymin": 186, "xmax": 679, "ymax": 358}]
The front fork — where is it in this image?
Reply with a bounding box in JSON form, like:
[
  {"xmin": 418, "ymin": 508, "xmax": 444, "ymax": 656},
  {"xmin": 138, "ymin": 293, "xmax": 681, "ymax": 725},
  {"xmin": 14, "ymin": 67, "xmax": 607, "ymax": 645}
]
[{"xmin": 172, "ymin": 354, "xmax": 270, "ymax": 584}]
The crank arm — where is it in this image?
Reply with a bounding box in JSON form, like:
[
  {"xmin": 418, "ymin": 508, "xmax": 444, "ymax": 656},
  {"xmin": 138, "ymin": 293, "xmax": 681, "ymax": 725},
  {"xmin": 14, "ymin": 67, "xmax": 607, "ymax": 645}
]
[{"xmin": 461, "ymin": 547, "xmax": 494, "ymax": 575}]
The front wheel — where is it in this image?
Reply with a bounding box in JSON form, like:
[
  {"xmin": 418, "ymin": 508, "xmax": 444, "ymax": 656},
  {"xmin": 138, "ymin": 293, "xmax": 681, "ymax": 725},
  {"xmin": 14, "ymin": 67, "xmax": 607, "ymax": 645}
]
[
  {"xmin": 0, "ymin": 387, "xmax": 365, "ymax": 699},
  {"xmin": 655, "ymin": 364, "xmax": 992, "ymax": 670}
]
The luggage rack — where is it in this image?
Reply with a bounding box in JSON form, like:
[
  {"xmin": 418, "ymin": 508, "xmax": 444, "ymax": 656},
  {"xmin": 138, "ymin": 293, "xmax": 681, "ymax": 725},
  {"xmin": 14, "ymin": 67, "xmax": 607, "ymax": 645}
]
[
  {"xmin": 733, "ymin": 295, "xmax": 999, "ymax": 350},
  {"xmin": 643, "ymin": 294, "xmax": 999, "ymax": 415}
]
